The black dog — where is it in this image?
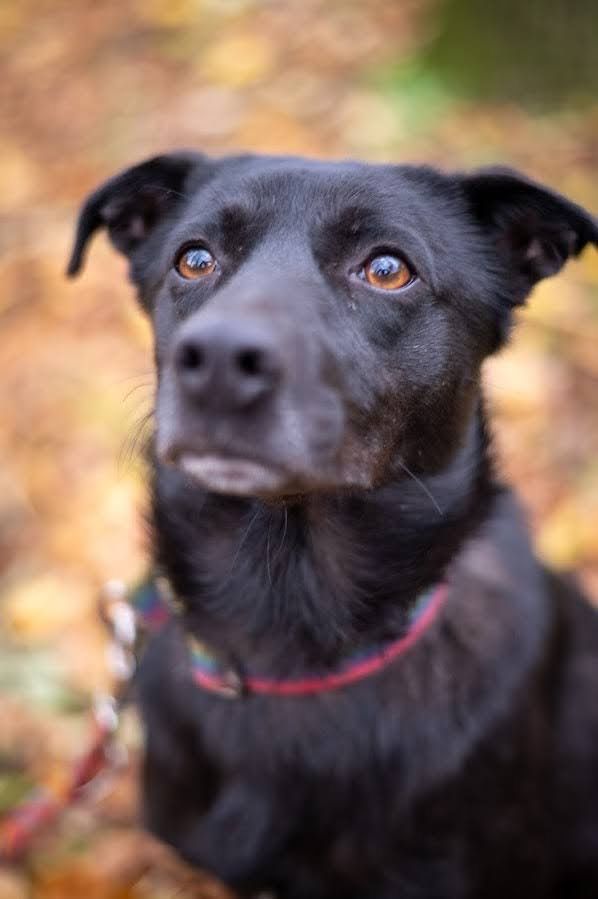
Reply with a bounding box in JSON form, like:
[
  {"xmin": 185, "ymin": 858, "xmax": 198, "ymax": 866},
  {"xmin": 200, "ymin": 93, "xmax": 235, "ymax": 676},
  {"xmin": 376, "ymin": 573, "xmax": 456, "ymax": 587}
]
[{"xmin": 69, "ymin": 153, "xmax": 598, "ymax": 899}]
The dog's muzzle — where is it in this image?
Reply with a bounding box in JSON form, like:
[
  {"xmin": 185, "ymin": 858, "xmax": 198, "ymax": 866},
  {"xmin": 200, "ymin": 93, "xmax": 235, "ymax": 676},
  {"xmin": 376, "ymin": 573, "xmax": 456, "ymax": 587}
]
[{"xmin": 155, "ymin": 310, "xmax": 345, "ymax": 496}]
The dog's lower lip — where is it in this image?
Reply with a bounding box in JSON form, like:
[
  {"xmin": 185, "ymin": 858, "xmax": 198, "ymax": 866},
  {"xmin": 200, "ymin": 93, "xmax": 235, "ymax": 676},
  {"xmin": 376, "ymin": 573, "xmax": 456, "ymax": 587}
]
[{"xmin": 178, "ymin": 452, "xmax": 284, "ymax": 495}]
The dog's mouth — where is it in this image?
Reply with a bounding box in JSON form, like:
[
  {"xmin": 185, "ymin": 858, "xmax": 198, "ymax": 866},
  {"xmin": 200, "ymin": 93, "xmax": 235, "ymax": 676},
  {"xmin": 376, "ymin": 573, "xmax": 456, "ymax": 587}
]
[{"xmin": 176, "ymin": 451, "xmax": 288, "ymax": 496}]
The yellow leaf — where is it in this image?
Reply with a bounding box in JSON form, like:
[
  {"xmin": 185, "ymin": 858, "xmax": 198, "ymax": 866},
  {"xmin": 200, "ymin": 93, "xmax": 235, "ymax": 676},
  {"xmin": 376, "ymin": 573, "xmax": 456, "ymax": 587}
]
[
  {"xmin": 538, "ymin": 490, "xmax": 598, "ymax": 568},
  {"xmin": 0, "ymin": 145, "xmax": 41, "ymax": 212},
  {"xmin": 2, "ymin": 575, "xmax": 90, "ymax": 644},
  {"xmin": 135, "ymin": 0, "xmax": 203, "ymax": 28},
  {"xmin": 199, "ymin": 35, "xmax": 276, "ymax": 87}
]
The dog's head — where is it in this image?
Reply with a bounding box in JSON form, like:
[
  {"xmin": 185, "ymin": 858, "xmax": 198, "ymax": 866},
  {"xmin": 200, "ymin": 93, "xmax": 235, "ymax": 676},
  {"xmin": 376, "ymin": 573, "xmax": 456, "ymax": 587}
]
[{"xmin": 69, "ymin": 153, "xmax": 597, "ymax": 497}]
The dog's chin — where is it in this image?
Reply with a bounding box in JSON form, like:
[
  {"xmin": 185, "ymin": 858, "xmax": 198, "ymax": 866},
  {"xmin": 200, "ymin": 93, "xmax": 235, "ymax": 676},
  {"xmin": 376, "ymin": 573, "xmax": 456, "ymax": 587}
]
[{"xmin": 177, "ymin": 452, "xmax": 290, "ymax": 497}]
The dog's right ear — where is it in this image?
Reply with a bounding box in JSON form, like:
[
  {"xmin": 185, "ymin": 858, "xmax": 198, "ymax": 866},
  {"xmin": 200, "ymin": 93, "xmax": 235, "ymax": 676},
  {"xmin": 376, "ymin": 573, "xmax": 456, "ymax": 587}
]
[
  {"xmin": 461, "ymin": 167, "xmax": 598, "ymax": 305},
  {"xmin": 67, "ymin": 152, "xmax": 207, "ymax": 277}
]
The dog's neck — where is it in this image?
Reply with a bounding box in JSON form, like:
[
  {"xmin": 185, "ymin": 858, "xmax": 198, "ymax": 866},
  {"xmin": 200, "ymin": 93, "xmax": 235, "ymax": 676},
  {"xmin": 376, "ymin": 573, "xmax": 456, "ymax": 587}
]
[{"xmin": 151, "ymin": 409, "xmax": 495, "ymax": 673}]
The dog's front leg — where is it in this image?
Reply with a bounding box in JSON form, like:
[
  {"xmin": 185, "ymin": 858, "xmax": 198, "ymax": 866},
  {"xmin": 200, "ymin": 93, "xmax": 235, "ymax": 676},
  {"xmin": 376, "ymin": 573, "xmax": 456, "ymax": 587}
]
[{"xmin": 176, "ymin": 778, "xmax": 291, "ymax": 889}]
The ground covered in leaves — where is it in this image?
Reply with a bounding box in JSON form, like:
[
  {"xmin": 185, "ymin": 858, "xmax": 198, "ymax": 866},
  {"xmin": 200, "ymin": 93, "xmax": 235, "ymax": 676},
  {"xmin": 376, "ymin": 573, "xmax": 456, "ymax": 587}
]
[{"xmin": 1, "ymin": 0, "xmax": 597, "ymax": 895}]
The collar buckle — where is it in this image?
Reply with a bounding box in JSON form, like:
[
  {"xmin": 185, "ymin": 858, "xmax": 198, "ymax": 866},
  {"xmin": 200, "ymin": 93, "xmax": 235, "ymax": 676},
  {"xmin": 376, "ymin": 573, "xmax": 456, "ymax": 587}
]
[{"xmin": 210, "ymin": 669, "xmax": 244, "ymax": 699}]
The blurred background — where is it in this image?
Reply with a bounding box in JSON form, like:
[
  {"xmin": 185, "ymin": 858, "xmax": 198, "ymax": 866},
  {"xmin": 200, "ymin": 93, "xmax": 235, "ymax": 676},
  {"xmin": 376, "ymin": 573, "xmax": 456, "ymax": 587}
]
[{"xmin": 1, "ymin": 0, "xmax": 597, "ymax": 895}]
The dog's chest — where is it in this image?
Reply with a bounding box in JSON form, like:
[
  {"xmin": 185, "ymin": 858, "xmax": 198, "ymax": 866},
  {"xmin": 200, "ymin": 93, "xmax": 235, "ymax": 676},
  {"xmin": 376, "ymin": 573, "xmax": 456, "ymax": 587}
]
[{"xmin": 187, "ymin": 675, "xmax": 386, "ymax": 779}]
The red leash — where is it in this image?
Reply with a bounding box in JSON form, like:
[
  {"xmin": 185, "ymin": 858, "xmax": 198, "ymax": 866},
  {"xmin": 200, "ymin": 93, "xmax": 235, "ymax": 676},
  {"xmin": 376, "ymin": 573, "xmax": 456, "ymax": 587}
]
[
  {"xmin": 0, "ymin": 708, "xmax": 116, "ymax": 859},
  {"xmin": 0, "ymin": 582, "xmax": 135, "ymax": 862}
]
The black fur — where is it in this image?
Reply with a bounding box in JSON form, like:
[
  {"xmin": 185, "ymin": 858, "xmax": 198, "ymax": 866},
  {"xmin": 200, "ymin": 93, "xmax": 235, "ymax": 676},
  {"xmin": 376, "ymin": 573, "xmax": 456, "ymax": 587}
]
[{"xmin": 69, "ymin": 153, "xmax": 598, "ymax": 898}]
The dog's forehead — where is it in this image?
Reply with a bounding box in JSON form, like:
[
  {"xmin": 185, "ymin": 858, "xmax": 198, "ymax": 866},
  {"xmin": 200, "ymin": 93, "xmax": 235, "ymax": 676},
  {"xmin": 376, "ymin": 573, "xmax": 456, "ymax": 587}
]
[{"xmin": 189, "ymin": 157, "xmax": 438, "ymax": 226}]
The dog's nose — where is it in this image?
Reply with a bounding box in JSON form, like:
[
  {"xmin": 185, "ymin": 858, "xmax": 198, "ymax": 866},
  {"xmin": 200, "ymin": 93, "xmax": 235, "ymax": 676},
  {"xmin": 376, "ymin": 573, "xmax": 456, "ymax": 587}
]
[{"xmin": 173, "ymin": 319, "xmax": 283, "ymax": 410}]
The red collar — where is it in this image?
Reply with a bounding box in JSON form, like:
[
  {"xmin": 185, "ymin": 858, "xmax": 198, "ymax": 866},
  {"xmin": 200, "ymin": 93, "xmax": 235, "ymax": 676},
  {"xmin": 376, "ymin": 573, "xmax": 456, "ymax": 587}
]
[{"xmin": 133, "ymin": 579, "xmax": 449, "ymax": 700}]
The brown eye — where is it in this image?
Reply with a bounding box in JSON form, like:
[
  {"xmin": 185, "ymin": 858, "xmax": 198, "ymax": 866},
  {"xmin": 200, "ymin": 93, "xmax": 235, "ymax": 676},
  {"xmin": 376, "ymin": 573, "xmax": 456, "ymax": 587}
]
[
  {"xmin": 176, "ymin": 246, "xmax": 217, "ymax": 279},
  {"xmin": 363, "ymin": 254, "xmax": 412, "ymax": 290}
]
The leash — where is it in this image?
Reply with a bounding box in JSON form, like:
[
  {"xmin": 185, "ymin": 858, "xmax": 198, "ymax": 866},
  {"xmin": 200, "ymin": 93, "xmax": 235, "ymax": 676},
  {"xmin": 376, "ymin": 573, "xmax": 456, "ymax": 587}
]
[
  {"xmin": 0, "ymin": 575, "xmax": 448, "ymax": 858},
  {"xmin": 0, "ymin": 580, "xmax": 137, "ymax": 862}
]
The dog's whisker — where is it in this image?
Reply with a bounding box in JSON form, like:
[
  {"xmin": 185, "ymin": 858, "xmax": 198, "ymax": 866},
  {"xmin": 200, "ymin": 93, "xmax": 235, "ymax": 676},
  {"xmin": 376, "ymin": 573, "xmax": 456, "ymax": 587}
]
[
  {"xmin": 396, "ymin": 457, "xmax": 444, "ymax": 516},
  {"xmin": 118, "ymin": 408, "xmax": 154, "ymax": 472},
  {"xmin": 223, "ymin": 507, "xmax": 262, "ymax": 585},
  {"xmin": 262, "ymin": 508, "xmax": 290, "ymax": 595},
  {"xmin": 276, "ymin": 506, "xmax": 289, "ymax": 562},
  {"xmin": 121, "ymin": 381, "xmax": 154, "ymax": 406},
  {"xmin": 265, "ymin": 517, "xmax": 273, "ymax": 590},
  {"xmin": 111, "ymin": 370, "xmax": 155, "ymax": 385}
]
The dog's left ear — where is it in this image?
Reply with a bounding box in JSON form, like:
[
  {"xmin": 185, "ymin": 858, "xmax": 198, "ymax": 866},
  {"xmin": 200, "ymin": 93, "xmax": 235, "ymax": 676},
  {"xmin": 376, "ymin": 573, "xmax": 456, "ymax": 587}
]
[
  {"xmin": 462, "ymin": 167, "xmax": 598, "ymax": 304},
  {"xmin": 66, "ymin": 152, "xmax": 206, "ymax": 277}
]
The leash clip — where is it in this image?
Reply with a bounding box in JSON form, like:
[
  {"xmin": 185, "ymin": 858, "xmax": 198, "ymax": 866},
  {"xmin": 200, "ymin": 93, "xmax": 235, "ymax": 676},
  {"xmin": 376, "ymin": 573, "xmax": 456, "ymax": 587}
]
[{"xmin": 99, "ymin": 579, "xmax": 137, "ymax": 683}]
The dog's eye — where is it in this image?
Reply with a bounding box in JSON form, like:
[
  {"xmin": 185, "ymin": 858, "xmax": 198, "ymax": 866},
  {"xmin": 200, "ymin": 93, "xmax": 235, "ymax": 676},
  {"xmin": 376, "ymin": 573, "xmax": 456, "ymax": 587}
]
[
  {"xmin": 362, "ymin": 254, "xmax": 412, "ymax": 291},
  {"xmin": 175, "ymin": 246, "xmax": 217, "ymax": 279}
]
